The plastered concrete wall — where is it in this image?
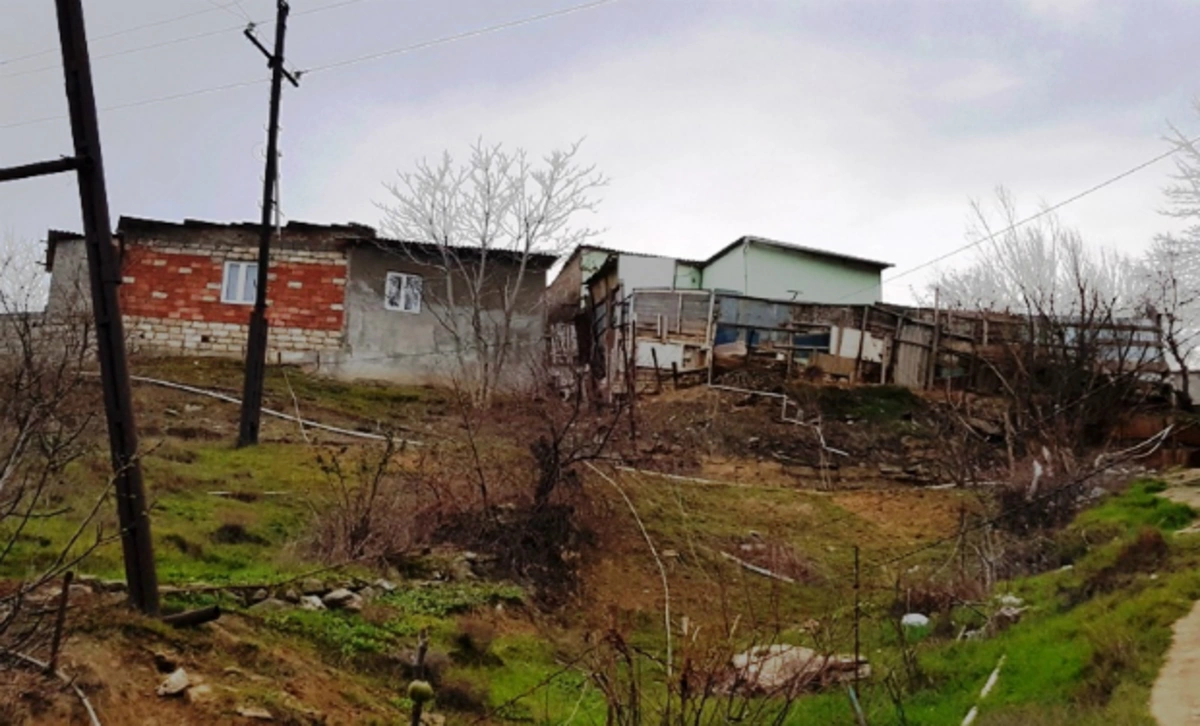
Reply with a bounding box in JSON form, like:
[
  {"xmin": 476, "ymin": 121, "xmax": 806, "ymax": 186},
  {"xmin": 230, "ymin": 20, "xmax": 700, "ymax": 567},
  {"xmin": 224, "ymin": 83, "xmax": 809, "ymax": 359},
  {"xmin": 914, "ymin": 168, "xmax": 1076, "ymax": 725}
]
[
  {"xmin": 746, "ymin": 243, "xmax": 882, "ymax": 304},
  {"xmin": 700, "ymin": 241, "xmax": 747, "ymax": 294},
  {"xmin": 700, "ymin": 241, "xmax": 883, "ymax": 303},
  {"xmin": 331, "ymin": 245, "xmax": 547, "ymax": 385}
]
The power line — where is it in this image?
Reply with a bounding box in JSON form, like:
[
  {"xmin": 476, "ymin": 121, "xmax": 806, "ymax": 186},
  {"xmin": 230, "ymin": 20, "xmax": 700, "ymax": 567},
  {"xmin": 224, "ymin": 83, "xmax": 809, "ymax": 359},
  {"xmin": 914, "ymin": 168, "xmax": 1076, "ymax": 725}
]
[
  {"xmin": 0, "ymin": 0, "xmax": 620, "ymax": 131},
  {"xmin": 830, "ymin": 136, "xmax": 1200, "ymax": 305},
  {"xmin": 0, "ymin": 0, "xmax": 250, "ymax": 68},
  {"xmin": 302, "ymin": 0, "xmax": 622, "ymax": 75},
  {"xmin": 0, "ymin": 78, "xmax": 269, "ymax": 131},
  {"xmin": 0, "ymin": 0, "xmax": 372, "ymax": 82}
]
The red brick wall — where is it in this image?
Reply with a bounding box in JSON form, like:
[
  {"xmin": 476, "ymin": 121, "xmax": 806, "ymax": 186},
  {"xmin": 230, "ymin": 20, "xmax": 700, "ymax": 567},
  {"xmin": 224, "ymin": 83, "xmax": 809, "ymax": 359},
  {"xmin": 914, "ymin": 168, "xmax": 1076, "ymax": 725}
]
[{"xmin": 119, "ymin": 246, "xmax": 345, "ymax": 331}]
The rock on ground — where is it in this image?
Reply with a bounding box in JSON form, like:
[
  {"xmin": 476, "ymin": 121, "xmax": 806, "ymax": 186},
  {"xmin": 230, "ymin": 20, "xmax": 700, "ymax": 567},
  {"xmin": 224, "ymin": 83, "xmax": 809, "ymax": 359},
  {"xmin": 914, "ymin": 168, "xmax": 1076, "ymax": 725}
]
[
  {"xmin": 236, "ymin": 705, "xmax": 274, "ymax": 720},
  {"xmin": 322, "ymin": 588, "xmax": 363, "ymax": 610},
  {"xmin": 156, "ymin": 668, "xmax": 190, "ymax": 697},
  {"xmin": 725, "ymin": 645, "xmax": 868, "ymax": 696},
  {"xmin": 299, "ymin": 595, "xmax": 326, "ymax": 611}
]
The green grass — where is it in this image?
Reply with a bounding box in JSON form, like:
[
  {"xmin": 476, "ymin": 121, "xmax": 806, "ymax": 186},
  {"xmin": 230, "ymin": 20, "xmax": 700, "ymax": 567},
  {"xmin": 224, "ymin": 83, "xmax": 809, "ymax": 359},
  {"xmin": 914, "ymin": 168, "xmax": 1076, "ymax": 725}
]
[
  {"xmin": 526, "ymin": 477, "xmax": 1200, "ymax": 726},
  {"xmin": 800, "ymin": 477, "xmax": 1200, "ymax": 725},
  {"xmin": 1076, "ymin": 479, "xmax": 1196, "ymax": 532}
]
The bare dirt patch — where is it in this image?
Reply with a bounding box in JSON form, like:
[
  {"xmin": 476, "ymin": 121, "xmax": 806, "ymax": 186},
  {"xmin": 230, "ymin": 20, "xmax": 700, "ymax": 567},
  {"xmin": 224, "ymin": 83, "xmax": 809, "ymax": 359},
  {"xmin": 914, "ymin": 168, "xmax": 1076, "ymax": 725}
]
[{"xmin": 831, "ymin": 488, "xmax": 967, "ymax": 543}]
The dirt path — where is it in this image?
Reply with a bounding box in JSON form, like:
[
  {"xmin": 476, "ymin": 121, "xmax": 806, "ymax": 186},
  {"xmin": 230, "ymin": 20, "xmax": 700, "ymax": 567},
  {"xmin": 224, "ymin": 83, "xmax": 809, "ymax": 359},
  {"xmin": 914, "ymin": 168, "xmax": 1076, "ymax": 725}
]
[{"xmin": 1152, "ymin": 472, "xmax": 1200, "ymax": 725}]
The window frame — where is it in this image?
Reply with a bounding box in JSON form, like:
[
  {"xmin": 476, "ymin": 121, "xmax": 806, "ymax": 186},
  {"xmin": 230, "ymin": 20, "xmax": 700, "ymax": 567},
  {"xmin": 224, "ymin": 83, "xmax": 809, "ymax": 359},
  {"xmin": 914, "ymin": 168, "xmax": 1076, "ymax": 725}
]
[
  {"xmin": 220, "ymin": 260, "xmax": 258, "ymax": 305},
  {"xmin": 384, "ymin": 271, "xmax": 423, "ymax": 314}
]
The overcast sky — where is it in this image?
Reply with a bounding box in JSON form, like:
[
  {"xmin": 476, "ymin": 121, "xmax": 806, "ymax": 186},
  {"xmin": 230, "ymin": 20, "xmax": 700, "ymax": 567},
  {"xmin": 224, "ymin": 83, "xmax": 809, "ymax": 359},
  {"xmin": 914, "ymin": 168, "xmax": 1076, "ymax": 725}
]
[{"xmin": 2, "ymin": 0, "xmax": 1198, "ymax": 302}]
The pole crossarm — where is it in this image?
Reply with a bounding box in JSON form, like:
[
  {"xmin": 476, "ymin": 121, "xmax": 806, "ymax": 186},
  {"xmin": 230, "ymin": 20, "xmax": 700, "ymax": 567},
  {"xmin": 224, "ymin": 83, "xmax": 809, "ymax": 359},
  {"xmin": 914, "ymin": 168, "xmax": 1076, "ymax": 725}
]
[
  {"xmin": 243, "ymin": 26, "xmax": 299, "ymax": 87},
  {"xmin": 0, "ymin": 156, "xmax": 81, "ymax": 182}
]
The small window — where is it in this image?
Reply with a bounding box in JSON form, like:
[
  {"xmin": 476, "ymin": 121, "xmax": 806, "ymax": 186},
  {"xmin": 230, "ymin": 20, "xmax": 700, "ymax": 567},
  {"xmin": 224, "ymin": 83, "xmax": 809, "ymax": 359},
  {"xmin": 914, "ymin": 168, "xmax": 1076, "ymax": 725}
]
[
  {"xmin": 221, "ymin": 261, "xmax": 258, "ymax": 304},
  {"xmin": 385, "ymin": 272, "xmax": 423, "ymax": 313}
]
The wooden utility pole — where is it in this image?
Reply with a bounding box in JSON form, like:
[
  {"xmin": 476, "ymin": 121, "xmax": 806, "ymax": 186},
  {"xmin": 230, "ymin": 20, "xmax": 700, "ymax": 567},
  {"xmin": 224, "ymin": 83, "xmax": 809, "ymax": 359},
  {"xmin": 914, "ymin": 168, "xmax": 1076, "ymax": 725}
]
[
  {"xmin": 0, "ymin": 0, "xmax": 160, "ymax": 614},
  {"xmin": 237, "ymin": 1, "xmax": 300, "ymax": 447}
]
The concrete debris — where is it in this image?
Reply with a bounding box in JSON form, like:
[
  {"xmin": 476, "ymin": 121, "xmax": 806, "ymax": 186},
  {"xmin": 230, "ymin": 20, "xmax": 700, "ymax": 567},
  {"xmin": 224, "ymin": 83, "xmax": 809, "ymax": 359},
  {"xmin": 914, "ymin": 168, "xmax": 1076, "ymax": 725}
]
[
  {"xmin": 156, "ymin": 668, "xmax": 191, "ymax": 697},
  {"xmin": 901, "ymin": 613, "xmax": 930, "ymax": 629},
  {"xmin": 299, "ymin": 595, "xmax": 326, "ymax": 611},
  {"xmin": 724, "ymin": 645, "xmax": 868, "ymax": 696}
]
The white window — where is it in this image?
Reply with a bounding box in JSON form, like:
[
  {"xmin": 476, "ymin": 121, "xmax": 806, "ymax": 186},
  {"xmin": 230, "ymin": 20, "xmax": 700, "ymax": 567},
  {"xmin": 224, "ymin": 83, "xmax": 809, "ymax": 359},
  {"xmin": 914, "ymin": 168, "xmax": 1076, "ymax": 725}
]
[
  {"xmin": 221, "ymin": 261, "xmax": 258, "ymax": 305},
  {"xmin": 384, "ymin": 272, "xmax": 423, "ymax": 313}
]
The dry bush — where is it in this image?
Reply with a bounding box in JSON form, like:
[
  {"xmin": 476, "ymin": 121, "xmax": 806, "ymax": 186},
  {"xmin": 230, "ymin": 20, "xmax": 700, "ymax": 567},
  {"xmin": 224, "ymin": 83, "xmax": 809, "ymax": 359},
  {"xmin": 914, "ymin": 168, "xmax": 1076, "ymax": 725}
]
[
  {"xmin": 1080, "ymin": 527, "xmax": 1169, "ymax": 599},
  {"xmin": 451, "ymin": 616, "xmax": 499, "ymax": 666},
  {"xmin": 305, "ymin": 438, "xmax": 418, "ymax": 564},
  {"xmin": 435, "ymin": 675, "xmax": 489, "ymax": 713},
  {"xmin": 0, "ymin": 281, "xmax": 112, "ymax": 661},
  {"xmin": 1076, "ymin": 625, "xmax": 1141, "ymax": 707},
  {"xmin": 890, "ymin": 577, "xmax": 988, "ymax": 619}
]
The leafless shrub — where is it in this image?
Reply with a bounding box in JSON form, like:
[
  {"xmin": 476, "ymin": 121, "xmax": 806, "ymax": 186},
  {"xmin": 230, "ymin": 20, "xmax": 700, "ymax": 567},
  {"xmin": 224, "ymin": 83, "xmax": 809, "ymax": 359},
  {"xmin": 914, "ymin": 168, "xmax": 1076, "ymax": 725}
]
[
  {"xmin": 305, "ymin": 437, "xmax": 417, "ymax": 563},
  {"xmin": 0, "ymin": 250, "xmax": 113, "ymax": 664}
]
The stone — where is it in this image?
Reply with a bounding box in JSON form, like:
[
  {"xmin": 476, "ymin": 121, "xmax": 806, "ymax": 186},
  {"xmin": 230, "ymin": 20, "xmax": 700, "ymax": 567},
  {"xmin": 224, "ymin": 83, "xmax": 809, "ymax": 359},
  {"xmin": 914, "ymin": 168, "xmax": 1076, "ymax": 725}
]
[
  {"xmin": 901, "ymin": 613, "xmax": 930, "ymax": 629},
  {"xmin": 300, "ymin": 578, "xmax": 326, "ymax": 596},
  {"xmin": 420, "ymin": 714, "xmax": 446, "ymax": 726},
  {"xmin": 184, "ymin": 683, "xmax": 215, "ymax": 705},
  {"xmin": 281, "ymin": 588, "xmax": 301, "ymax": 604},
  {"xmin": 251, "ymin": 588, "xmax": 269, "ymax": 603},
  {"xmin": 322, "ymin": 588, "xmax": 359, "ymax": 608},
  {"xmin": 249, "ymin": 598, "xmax": 289, "ymax": 613},
  {"xmin": 357, "ymin": 586, "xmax": 378, "ymax": 601},
  {"xmin": 99, "ymin": 579, "xmax": 127, "ymax": 594},
  {"xmin": 156, "ymin": 668, "xmax": 191, "ymax": 697},
  {"xmin": 299, "ymin": 595, "xmax": 326, "ymax": 611},
  {"xmin": 997, "ymin": 594, "xmax": 1024, "ymax": 608},
  {"xmin": 726, "ymin": 644, "xmax": 867, "ymax": 696},
  {"xmin": 184, "ymin": 404, "xmax": 203, "ymax": 414},
  {"xmin": 373, "ymin": 578, "xmax": 397, "ymax": 593},
  {"xmin": 236, "ymin": 706, "xmax": 274, "ymax": 720}
]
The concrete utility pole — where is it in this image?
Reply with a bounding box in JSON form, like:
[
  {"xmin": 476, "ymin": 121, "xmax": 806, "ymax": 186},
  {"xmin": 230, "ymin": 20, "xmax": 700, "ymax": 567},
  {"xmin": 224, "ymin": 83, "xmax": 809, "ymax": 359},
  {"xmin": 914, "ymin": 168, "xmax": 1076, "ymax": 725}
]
[
  {"xmin": 237, "ymin": 1, "xmax": 300, "ymax": 447},
  {"xmin": 0, "ymin": 0, "xmax": 160, "ymax": 614}
]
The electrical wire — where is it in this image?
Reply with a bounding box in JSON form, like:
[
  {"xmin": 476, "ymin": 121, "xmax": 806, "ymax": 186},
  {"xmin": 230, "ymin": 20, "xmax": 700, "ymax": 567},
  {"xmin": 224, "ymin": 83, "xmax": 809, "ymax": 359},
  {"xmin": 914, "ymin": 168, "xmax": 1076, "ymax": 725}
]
[
  {"xmin": 302, "ymin": 0, "xmax": 622, "ymax": 75},
  {"xmin": 828, "ymin": 134, "xmax": 1200, "ymax": 305},
  {"xmin": 0, "ymin": 0, "xmax": 615, "ymax": 131},
  {"xmin": 0, "ymin": 0, "xmax": 373, "ymax": 82},
  {"xmin": 0, "ymin": 0, "xmax": 252, "ymax": 67}
]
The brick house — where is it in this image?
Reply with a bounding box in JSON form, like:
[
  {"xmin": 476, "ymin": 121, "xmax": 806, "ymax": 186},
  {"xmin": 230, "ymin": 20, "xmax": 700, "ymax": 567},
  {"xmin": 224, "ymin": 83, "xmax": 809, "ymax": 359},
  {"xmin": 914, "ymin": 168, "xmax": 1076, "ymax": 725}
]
[{"xmin": 45, "ymin": 216, "xmax": 554, "ymax": 384}]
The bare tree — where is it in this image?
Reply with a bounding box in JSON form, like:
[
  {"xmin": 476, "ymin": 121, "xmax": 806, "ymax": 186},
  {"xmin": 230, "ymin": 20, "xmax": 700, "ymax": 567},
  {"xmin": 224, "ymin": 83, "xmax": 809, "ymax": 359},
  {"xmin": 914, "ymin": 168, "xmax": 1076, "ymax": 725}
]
[
  {"xmin": 1137, "ymin": 120, "xmax": 1200, "ymax": 408},
  {"xmin": 930, "ymin": 189, "xmax": 1162, "ymax": 453},
  {"xmin": 1135, "ymin": 235, "xmax": 1200, "ymax": 408},
  {"xmin": 377, "ymin": 140, "xmax": 606, "ymax": 406}
]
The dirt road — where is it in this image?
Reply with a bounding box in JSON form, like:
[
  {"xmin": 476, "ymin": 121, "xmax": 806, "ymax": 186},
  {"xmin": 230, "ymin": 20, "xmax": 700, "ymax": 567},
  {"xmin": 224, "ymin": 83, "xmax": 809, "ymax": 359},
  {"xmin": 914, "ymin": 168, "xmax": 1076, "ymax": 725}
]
[{"xmin": 1152, "ymin": 473, "xmax": 1200, "ymax": 725}]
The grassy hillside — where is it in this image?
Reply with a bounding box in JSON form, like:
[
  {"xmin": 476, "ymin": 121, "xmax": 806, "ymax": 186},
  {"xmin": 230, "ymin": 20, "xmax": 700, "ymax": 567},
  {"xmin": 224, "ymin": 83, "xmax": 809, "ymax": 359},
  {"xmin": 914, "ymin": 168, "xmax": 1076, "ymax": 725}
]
[{"xmin": 1, "ymin": 360, "xmax": 1197, "ymax": 725}]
